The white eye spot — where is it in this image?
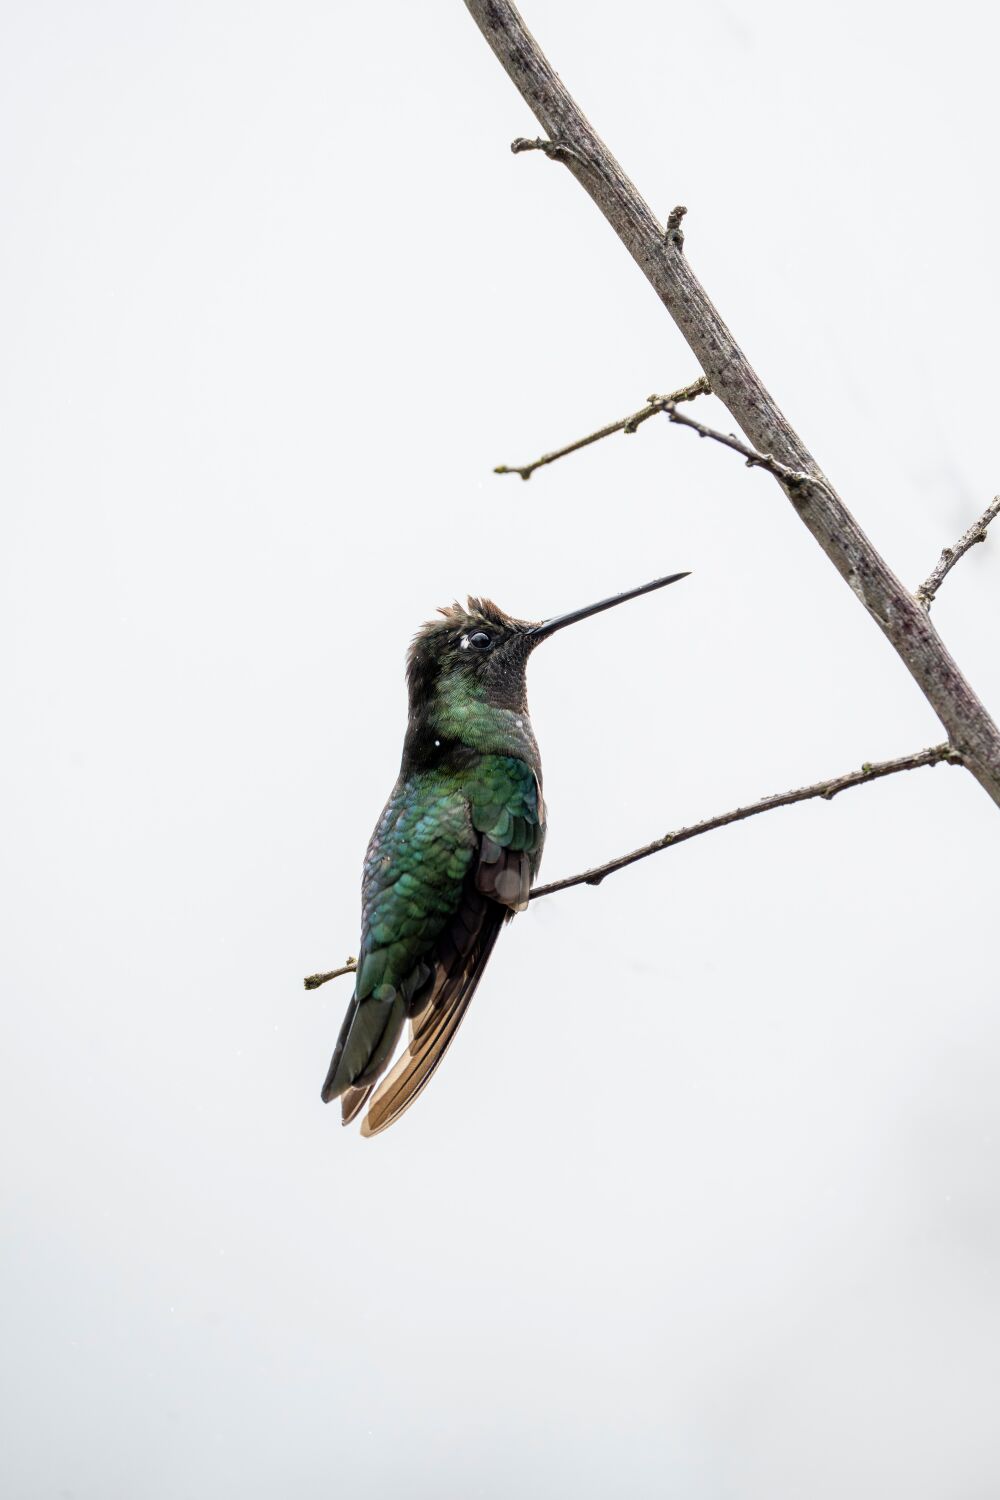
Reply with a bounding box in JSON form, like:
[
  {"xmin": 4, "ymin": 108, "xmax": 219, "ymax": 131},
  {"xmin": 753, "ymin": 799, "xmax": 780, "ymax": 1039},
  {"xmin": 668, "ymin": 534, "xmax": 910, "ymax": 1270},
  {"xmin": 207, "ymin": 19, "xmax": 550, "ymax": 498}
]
[
  {"xmin": 434, "ymin": 739, "xmax": 441, "ymax": 747},
  {"xmin": 460, "ymin": 635, "xmax": 470, "ymax": 650}
]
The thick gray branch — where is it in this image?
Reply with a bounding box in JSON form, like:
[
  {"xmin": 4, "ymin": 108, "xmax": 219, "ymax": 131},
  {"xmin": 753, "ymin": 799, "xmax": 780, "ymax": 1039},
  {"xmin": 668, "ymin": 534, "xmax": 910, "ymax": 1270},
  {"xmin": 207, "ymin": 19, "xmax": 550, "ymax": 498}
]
[
  {"xmin": 917, "ymin": 495, "xmax": 1000, "ymax": 611},
  {"xmin": 304, "ymin": 745, "xmax": 957, "ymax": 987},
  {"xmin": 463, "ymin": 0, "xmax": 1000, "ymax": 807}
]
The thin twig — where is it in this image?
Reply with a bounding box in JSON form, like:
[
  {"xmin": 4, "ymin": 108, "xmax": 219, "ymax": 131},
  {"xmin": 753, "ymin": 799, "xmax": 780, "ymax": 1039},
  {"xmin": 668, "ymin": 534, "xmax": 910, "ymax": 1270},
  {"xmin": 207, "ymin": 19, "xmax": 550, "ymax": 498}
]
[
  {"xmin": 510, "ymin": 135, "xmax": 586, "ymax": 166},
  {"xmin": 304, "ymin": 959, "xmax": 356, "ymax": 990},
  {"xmin": 529, "ymin": 744, "xmax": 961, "ymax": 897},
  {"xmin": 665, "ymin": 204, "xmax": 687, "ymax": 248},
  {"xmin": 304, "ymin": 744, "xmax": 958, "ymax": 986},
  {"xmin": 494, "ymin": 377, "xmax": 710, "ymax": 481},
  {"xmin": 916, "ymin": 495, "xmax": 1000, "ymax": 611},
  {"xmin": 463, "ymin": 0, "xmax": 1000, "ymax": 808},
  {"xmin": 658, "ymin": 401, "xmax": 820, "ymax": 489}
]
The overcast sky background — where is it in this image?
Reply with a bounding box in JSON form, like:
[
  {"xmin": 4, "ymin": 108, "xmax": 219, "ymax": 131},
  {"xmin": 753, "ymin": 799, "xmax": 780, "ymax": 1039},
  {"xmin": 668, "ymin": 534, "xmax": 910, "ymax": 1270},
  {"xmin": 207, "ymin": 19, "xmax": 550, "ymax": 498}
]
[{"xmin": 3, "ymin": 3, "xmax": 1000, "ymax": 1496}]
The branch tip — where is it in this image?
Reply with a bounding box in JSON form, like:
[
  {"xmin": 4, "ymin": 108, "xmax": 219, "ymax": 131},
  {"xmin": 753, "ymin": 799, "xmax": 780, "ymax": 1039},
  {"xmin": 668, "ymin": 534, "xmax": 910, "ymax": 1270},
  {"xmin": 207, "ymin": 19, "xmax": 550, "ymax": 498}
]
[
  {"xmin": 916, "ymin": 495, "xmax": 1000, "ymax": 611},
  {"xmin": 510, "ymin": 134, "xmax": 585, "ymax": 166},
  {"xmin": 304, "ymin": 959, "xmax": 357, "ymax": 991},
  {"xmin": 493, "ymin": 376, "xmax": 710, "ymax": 481},
  {"xmin": 665, "ymin": 204, "xmax": 687, "ymax": 247}
]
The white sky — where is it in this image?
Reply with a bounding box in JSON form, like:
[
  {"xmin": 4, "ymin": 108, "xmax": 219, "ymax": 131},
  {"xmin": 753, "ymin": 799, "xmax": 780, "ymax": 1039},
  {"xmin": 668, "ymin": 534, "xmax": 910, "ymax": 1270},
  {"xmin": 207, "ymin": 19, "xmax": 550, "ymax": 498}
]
[{"xmin": 3, "ymin": 3, "xmax": 1000, "ymax": 1496}]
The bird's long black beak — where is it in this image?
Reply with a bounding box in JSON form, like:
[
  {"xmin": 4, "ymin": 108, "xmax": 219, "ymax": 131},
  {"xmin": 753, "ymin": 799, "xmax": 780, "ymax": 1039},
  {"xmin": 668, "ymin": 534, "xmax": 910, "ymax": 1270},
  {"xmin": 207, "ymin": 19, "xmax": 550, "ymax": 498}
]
[{"xmin": 528, "ymin": 571, "xmax": 690, "ymax": 644}]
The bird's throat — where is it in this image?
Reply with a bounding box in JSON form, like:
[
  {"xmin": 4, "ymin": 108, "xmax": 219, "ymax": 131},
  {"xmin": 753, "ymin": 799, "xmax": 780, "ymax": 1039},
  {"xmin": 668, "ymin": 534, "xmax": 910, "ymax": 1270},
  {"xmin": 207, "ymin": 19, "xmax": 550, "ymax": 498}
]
[{"xmin": 406, "ymin": 676, "xmax": 540, "ymax": 770}]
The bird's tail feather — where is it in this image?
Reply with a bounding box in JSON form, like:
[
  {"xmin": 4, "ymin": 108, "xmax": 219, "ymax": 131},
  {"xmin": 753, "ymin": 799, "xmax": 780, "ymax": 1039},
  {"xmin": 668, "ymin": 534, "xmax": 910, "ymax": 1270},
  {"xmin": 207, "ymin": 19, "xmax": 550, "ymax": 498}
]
[{"xmin": 320, "ymin": 988, "xmax": 406, "ymax": 1107}]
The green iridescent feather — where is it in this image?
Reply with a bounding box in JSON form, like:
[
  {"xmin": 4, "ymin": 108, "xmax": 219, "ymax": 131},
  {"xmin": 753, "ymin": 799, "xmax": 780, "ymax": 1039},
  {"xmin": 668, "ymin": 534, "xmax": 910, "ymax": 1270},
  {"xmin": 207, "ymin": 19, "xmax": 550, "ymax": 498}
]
[
  {"xmin": 322, "ymin": 753, "xmax": 544, "ymax": 1116},
  {"xmin": 321, "ymin": 575, "xmax": 688, "ymax": 1134}
]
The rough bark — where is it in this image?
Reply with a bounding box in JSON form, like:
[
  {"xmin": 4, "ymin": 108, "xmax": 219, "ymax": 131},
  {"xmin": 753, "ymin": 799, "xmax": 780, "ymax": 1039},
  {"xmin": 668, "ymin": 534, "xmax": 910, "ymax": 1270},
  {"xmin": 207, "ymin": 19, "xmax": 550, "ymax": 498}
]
[{"xmin": 463, "ymin": 0, "xmax": 1000, "ymax": 808}]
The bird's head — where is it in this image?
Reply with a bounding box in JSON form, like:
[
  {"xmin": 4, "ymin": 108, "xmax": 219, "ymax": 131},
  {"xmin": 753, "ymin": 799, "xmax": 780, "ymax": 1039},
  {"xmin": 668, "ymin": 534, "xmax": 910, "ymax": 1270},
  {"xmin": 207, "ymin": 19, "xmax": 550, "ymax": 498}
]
[
  {"xmin": 406, "ymin": 596, "xmax": 538, "ymax": 716},
  {"xmin": 403, "ymin": 573, "xmax": 690, "ymax": 756}
]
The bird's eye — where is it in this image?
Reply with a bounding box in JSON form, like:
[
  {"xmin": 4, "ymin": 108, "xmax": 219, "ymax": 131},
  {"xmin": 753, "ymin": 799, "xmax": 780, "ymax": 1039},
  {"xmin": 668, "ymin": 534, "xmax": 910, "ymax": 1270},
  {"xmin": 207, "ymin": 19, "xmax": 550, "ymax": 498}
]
[{"xmin": 467, "ymin": 630, "xmax": 492, "ymax": 650}]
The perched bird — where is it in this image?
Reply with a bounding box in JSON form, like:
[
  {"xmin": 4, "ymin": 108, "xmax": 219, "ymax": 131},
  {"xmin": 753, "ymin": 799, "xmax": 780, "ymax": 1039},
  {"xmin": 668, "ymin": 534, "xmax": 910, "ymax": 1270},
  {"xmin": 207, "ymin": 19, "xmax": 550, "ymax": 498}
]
[{"xmin": 322, "ymin": 571, "xmax": 689, "ymax": 1136}]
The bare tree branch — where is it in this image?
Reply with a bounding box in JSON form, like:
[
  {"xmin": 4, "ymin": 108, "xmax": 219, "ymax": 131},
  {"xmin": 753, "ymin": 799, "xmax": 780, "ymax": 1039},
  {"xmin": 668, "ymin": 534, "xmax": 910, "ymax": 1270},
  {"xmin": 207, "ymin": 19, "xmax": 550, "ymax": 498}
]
[
  {"xmin": 494, "ymin": 378, "xmax": 709, "ymax": 481},
  {"xmin": 462, "ymin": 0, "xmax": 1000, "ymax": 808},
  {"xmin": 530, "ymin": 744, "xmax": 960, "ymax": 898},
  {"xmin": 304, "ymin": 959, "xmax": 356, "ymax": 990},
  {"xmin": 917, "ymin": 496, "xmax": 1000, "ymax": 611},
  {"xmin": 510, "ymin": 134, "xmax": 586, "ymax": 166},
  {"xmin": 664, "ymin": 204, "xmax": 688, "ymax": 248},
  {"xmin": 657, "ymin": 401, "xmax": 819, "ymax": 487},
  {"xmin": 304, "ymin": 744, "xmax": 958, "ymax": 988},
  {"xmin": 499, "ymin": 394, "xmax": 1000, "ymax": 632}
]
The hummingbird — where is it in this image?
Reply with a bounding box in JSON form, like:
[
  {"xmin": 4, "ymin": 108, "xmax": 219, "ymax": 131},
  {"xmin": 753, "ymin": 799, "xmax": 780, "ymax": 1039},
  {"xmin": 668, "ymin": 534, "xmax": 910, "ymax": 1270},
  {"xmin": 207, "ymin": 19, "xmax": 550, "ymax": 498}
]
[{"xmin": 321, "ymin": 570, "xmax": 689, "ymax": 1136}]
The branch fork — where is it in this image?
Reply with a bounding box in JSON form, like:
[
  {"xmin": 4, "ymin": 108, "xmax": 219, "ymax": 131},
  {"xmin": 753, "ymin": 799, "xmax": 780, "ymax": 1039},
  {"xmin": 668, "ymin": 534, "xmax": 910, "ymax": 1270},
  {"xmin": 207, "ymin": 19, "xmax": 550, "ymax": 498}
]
[
  {"xmin": 305, "ymin": 7, "xmax": 999, "ymax": 993},
  {"xmin": 464, "ymin": 0, "xmax": 1000, "ymax": 807},
  {"xmin": 916, "ymin": 496, "xmax": 1000, "ymax": 611},
  {"xmin": 493, "ymin": 377, "xmax": 710, "ymax": 482},
  {"xmin": 510, "ymin": 135, "xmax": 586, "ymax": 166}
]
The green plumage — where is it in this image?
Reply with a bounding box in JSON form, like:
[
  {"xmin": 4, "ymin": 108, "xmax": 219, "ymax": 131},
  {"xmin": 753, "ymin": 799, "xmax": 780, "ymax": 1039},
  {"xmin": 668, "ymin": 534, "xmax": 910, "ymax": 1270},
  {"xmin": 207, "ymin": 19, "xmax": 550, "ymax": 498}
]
[
  {"xmin": 321, "ymin": 598, "xmax": 547, "ymax": 1135},
  {"xmin": 355, "ymin": 756, "xmax": 543, "ymax": 999},
  {"xmin": 320, "ymin": 571, "xmax": 688, "ymax": 1135}
]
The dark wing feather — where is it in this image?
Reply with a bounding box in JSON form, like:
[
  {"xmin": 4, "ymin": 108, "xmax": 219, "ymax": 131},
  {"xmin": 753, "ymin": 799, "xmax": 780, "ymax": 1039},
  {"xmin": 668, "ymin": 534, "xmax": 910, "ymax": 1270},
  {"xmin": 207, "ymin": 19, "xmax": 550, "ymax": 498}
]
[
  {"xmin": 359, "ymin": 843, "xmax": 535, "ymax": 1137},
  {"xmin": 475, "ymin": 839, "xmax": 531, "ymax": 911},
  {"xmin": 330, "ymin": 757, "xmax": 544, "ymax": 1137}
]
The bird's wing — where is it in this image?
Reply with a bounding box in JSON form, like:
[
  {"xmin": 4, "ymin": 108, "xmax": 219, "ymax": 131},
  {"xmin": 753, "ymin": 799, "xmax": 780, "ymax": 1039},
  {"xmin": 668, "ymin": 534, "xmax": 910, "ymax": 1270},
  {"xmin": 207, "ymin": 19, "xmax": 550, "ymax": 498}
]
[
  {"xmin": 359, "ymin": 887, "xmax": 505, "ymax": 1136},
  {"xmin": 359, "ymin": 756, "xmax": 545, "ymax": 1137},
  {"xmin": 321, "ymin": 779, "xmax": 476, "ymax": 1112}
]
